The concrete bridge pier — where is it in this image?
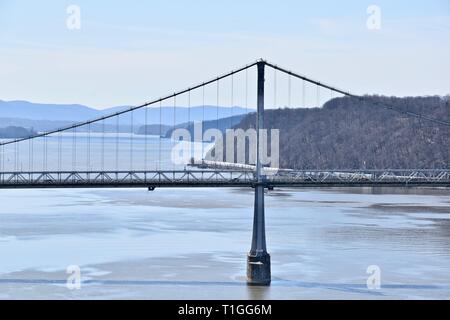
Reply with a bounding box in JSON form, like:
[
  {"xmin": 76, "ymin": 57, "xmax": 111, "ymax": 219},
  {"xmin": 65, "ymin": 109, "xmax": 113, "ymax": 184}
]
[
  {"xmin": 247, "ymin": 60, "xmax": 271, "ymax": 286},
  {"xmin": 247, "ymin": 183, "xmax": 271, "ymax": 285}
]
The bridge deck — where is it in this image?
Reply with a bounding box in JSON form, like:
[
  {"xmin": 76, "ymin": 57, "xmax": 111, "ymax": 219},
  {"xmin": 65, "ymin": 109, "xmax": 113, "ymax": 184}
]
[{"xmin": 0, "ymin": 170, "xmax": 449, "ymax": 189}]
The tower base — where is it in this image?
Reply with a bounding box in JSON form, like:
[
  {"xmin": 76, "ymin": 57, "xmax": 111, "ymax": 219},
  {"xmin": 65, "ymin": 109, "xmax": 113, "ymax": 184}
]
[{"xmin": 247, "ymin": 252, "xmax": 271, "ymax": 286}]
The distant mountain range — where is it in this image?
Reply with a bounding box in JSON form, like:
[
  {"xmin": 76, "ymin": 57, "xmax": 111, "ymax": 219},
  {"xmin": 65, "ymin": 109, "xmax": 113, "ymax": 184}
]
[{"xmin": 0, "ymin": 100, "xmax": 252, "ymax": 132}]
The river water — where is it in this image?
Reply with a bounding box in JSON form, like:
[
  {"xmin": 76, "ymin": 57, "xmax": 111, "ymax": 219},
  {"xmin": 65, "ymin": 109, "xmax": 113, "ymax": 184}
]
[
  {"xmin": 0, "ymin": 186, "xmax": 449, "ymax": 299},
  {"xmin": 0, "ymin": 135, "xmax": 449, "ymax": 299}
]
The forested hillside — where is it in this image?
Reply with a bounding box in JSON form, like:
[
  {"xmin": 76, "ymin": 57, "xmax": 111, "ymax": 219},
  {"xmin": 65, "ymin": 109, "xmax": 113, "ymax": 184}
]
[{"xmin": 234, "ymin": 96, "xmax": 450, "ymax": 169}]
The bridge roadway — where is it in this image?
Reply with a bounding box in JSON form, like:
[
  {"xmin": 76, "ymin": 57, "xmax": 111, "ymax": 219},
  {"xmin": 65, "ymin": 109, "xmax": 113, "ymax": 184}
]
[{"xmin": 0, "ymin": 169, "xmax": 449, "ymax": 189}]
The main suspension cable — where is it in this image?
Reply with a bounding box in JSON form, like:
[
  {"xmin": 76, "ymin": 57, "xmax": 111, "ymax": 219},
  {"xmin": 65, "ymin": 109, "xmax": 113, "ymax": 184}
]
[
  {"xmin": 0, "ymin": 61, "xmax": 259, "ymax": 148},
  {"xmin": 265, "ymin": 61, "xmax": 450, "ymax": 127}
]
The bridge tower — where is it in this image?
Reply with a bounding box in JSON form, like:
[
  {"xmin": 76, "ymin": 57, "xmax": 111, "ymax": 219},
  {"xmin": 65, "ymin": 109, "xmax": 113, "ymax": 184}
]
[{"xmin": 247, "ymin": 60, "xmax": 271, "ymax": 286}]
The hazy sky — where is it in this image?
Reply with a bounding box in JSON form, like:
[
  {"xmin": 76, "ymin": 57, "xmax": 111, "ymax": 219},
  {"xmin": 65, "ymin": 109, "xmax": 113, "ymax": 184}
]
[{"xmin": 1, "ymin": 0, "xmax": 449, "ymax": 108}]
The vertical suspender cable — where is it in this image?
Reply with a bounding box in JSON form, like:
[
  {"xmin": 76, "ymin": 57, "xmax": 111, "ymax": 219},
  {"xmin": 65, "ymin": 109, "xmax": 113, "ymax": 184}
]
[
  {"xmin": 130, "ymin": 111, "xmax": 133, "ymax": 171},
  {"xmin": 214, "ymin": 79, "xmax": 220, "ymax": 180},
  {"xmin": 45, "ymin": 135, "xmax": 47, "ymax": 172},
  {"xmin": 188, "ymin": 90, "xmax": 191, "ymax": 158},
  {"xmin": 159, "ymin": 100, "xmax": 162, "ymax": 170},
  {"xmin": 1, "ymin": 145, "xmax": 3, "ymax": 174},
  {"xmin": 58, "ymin": 131, "xmax": 62, "ymax": 171},
  {"xmin": 202, "ymin": 85, "xmax": 205, "ymax": 161},
  {"xmin": 230, "ymin": 74, "xmax": 234, "ymax": 128},
  {"xmin": 43, "ymin": 136, "xmax": 46, "ymax": 172},
  {"xmin": 31, "ymin": 137, "xmax": 34, "ymax": 172},
  {"xmin": 216, "ymin": 80, "xmax": 220, "ymax": 168},
  {"xmin": 2, "ymin": 145, "xmax": 4, "ymax": 173},
  {"xmin": 28, "ymin": 139, "xmax": 32, "ymax": 172},
  {"xmin": 14, "ymin": 140, "xmax": 17, "ymax": 171},
  {"xmin": 75, "ymin": 127, "xmax": 77, "ymax": 171},
  {"xmin": 102, "ymin": 119, "xmax": 105, "ymax": 171},
  {"xmin": 145, "ymin": 106, "xmax": 148, "ymax": 171},
  {"xmin": 13, "ymin": 140, "xmax": 17, "ymax": 171},
  {"xmin": 188, "ymin": 90, "xmax": 191, "ymax": 127},
  {"xmin": 71, "ymin": 128, "xmax": 74, "ymax": 171},
  {"xmin": 87, "ymin": 123, "xmax": 91, "ymax": 171},
  {"xmin": 245, "ymin": 70, "xmax": 249, "ymax": 165},
  {"xmin": 73, "ymin": 127, "xmax": 77, "ymax": 171},
  {"xmin": 116, "ymin": 115, "xmax": 119, "ymax": 171},
  {"xmin": 245, "ymin": 68, "xmax": 248, "ymax": 115},
  {"xmin": 216, "ymin": 79, "xmax": 219, "ymax": 132},
  {"xmin": 173, "ymin": 96, "xmax": 176, "ymax": 170},
  {"xmin": 173, "ymin": 96, "xmax": 176, "ymax": 133},
  {"xmin": 274, "ymin": 69, "xmax": 277, "ymax": 108}
]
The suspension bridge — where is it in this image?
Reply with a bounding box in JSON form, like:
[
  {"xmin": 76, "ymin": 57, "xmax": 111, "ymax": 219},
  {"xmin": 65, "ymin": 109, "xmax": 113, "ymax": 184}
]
[{"xmin": 1, "ymin": 59, "xmax": 449, "ymax": 286}]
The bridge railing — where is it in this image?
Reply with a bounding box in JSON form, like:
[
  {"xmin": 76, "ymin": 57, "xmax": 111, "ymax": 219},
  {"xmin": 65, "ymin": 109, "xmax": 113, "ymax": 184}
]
[
  {"xmin": 0, "ymin": 170, "xmax": 256, "ymax": 188},
  {"xmin": 0, "ymin": 169, "xmax": 449, "ymax": 188},
  {"xmin": 266, "ymin": 169, "xmax": 450, "ymax": 185}
]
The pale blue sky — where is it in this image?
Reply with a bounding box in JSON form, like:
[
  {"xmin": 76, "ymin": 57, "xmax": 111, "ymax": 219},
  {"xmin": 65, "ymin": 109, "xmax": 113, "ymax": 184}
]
[{"xmin": 1, "ymin": 0, "xmax": 449, "ymax": 108}]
